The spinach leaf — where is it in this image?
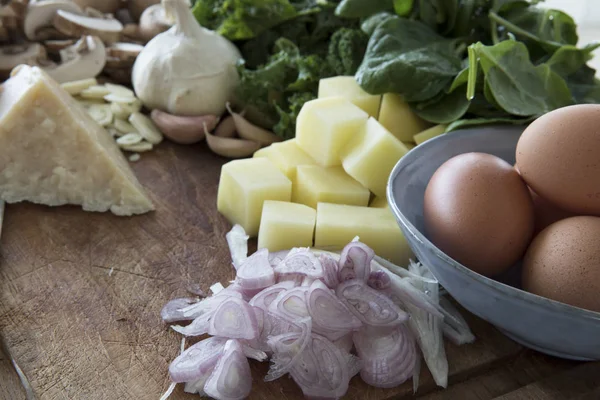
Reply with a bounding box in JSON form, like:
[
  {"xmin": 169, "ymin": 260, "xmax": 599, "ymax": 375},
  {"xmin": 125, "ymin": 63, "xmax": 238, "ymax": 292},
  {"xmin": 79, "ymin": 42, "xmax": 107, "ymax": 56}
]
[
  {"xmin": 360, "ymin": 11, "xmax": 394, "ymax": 35},
  {"xmin": 356, "ymin": 16, "xmax": 463, "ymax": 102},
  {"xmin": 326, "ymin": 27, "xmax": 369, "ymax": 76},
  {"xmin": 546, "ymin": 43, "xmax": 600, "ymax": 78},
  {"xmin": 411, "ymin": 87, "xmax": 471, "ymax": 124},
  {"xmin": 335, "ymin": 0, "xmax": 392, "ymax": 19},
  {"xmin": 446, "ymin": 116, "xmax": 534, "ymax": 132},
  {"xmin": 471, "ymin": 41, "xmax": 573, "ymax": 116}
]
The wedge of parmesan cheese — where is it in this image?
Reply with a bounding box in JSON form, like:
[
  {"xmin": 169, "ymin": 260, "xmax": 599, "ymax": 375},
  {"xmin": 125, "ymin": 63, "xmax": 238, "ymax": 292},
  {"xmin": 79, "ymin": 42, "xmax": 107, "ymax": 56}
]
[{"xmin": 0, "ymin": 66, "xmax": 154, "ymax": 216}]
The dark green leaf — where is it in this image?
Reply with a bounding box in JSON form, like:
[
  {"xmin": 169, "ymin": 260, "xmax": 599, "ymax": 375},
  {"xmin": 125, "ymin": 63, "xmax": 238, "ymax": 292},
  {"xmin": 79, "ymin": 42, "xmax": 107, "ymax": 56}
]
[
  {"xmin": 393, "ymin": 0, "xmax": 414, "ymax": 17},
  {"xmin": 446, "ymin": 116, "xmax": 534, "ymax": 132},
  {"xmin": 273, "ymin": 92, "xmax": 316, "ymax": 139},
  {"xmin": 411, "ymin": 86, "xmax": 471, "ymax": 123},
  {"xmin": 472, "ymin": 41, "xmax": 573, "ymax": 116},
  {"xmin": 335, "ymin": 0, "xmax": 393, "ymax": 19},
  {"xmin": 326, "ymin": 27, "xmax": 369, "ymax": 76},
  {"xmin": 546, "ymin": 43, "xmax": 600, "ymax": 78},
  {"xmin": 356, "ymin": 17, "xmax": 463, "ymax": 102},
  {"xmin": 360, "ymin": 11, "xmax": 394, "ymax": 35}
]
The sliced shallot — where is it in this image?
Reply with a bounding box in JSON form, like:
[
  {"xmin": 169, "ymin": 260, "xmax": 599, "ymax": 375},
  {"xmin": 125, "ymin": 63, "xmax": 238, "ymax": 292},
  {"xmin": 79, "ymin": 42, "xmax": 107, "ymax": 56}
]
[
  {"xmin": 333, "ymin": 334, "xmax": 354, "ymax": 353},
  {"xmin": 307, "ymin": 280, "xmax": 361, "ymax": 340},
  {"xmin": 320, "ymin": 253, "xmax": 340, "ymax": 289},
  {"xmin": 161, "ymin": 297, "xmax": 198, "ymax": 323},
  {"xmin": 236, "ymin": 248, "xmax": 275, "ymax": 290},
  {"xmin": 180, "ymin": 290, "xmax": 242, "ymax": 319},
  {"xmin": 367, "ymin": 271, "xmax": 391, "ymax": 290},
  {"xmin": 269, "ymin": 287, "xmax": 310, "ymax": 321},
  {"xmin": 171, "ymin": 310, "xmax": 213, "ymax": 336},
  {"xmin": 265, "ymin": 318, "xmax": 312, "ymax": 381},
  {"xmin": 208, "ymin": 297, "xmax": 258, "ymax": 340},
  {"xmin": 169, "ymin": 337, "xmax": 226, "ymax": 382},
  {"xmin": 336, "ymin": 279, "xmax": 408, "ymax": 327},
  {"xmin": 290, "ymin": 334, "xmax": 351, "ymax": 399},
  {"xmin": 204, "ymin": 340, "xmax": 252, "ymax": 400},
  {"xmin": 338, "ymin": 241, "xmax": 374, "ymax": 282},
  {"xmin": 226, "ymin": 224, "xmax": 249, "ymax": 270},
  {"xmin": 274, "ymin": 248, "xmax": 323, "ymax": 278},
  {"xmin": 249, "ymin": 281, "xmax": 296, "ymax": 312},
  {"xmin": 183, "ymin": 366, "xmax": 213, "ymax": 395},
  {"xmin": 439, "ymin": 296, "xmax": 475, "ymax": 345},
  {"xmin": 269, "ymin": 250, "xmax": 289, "ymax": 267}
]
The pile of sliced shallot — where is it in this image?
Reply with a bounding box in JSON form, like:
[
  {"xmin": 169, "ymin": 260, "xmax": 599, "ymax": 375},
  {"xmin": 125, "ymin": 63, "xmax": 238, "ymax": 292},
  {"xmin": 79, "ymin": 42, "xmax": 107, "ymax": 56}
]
[{"xmin": 159, "ymin": 225, "xmax": 476, "ymax": 400}]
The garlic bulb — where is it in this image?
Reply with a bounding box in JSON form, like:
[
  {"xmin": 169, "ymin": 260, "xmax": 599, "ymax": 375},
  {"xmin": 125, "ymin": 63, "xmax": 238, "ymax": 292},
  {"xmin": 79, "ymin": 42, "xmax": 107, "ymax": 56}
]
[{"xmin": 132, "ymin": 0, "xmax": 241, "ymax": 117}]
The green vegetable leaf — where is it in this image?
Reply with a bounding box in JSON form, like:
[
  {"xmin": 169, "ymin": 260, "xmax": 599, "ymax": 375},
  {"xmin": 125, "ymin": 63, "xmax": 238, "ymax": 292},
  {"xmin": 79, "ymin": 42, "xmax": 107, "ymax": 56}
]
[
  {"xmin": 356, "ymin": 16, "xmax": 463, "ymax": 102},
  {"xmin": 393, "ymin": 0, "xmax": 414, "ymax": 17},
  {"xmin": 360, "ymin": 11, "xmax": 394, "ymax": 35},
  {"xmin": 273, "ymin": 92, "xmax": 315, "ymax": 139},
  {"xmin": 326, "ymin": 27, "xmax": 369, "ymax": 76},
  {"xmin": 546, "ymin": 43, "xmax": 600, "ymax": 78},
  {"xmin": 335, "ymin": 0, "xmax": 393, "ymax": 19},
  {"xmin": 446, "ymin": 116, "xmax": 534, "ymax": 132},
  {"xmin": 471, "ymin": 40, "xmax": 573, "ymax": 116},
  {"xmin": 412, "ymin": 87, "xmax": 471, "ymax": 124}
]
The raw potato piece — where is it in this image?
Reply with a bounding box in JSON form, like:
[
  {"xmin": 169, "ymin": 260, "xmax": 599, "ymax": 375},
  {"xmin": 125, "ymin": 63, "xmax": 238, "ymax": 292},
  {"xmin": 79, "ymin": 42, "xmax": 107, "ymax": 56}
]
[
  {"xmin": 294, "ymin": 165, "xmax": 370, "ymax": 208},
  {"xmin": 0, "ymin": 66, "xmax": 154, "ymax": 216},
  {"xmin": 296, "ymin": 97, "xmax": 369, "ymax": 167},
  {"xmin": 341, "ymin": 117, "xmax": 410, "ymax": 198},
  {"xmin": 253, "ymin": 146, "xmax": 275, "ymax": 159},
  {"xmin": 315, "ymin": 203, "xmax": 414, "ymax": 266},
  {"xmin": 318, "ymin": 76, "xmax": 382, "ymax": 118},
  {"xmin": 378, "ymin": 93, "xmax": 430, "ymax": 142},
  {"xmin": 258, "ymin": 200, "xmax": 316, "ymax": 252},
  {"xmin": 414, "ymin": 124, "xmax": 447, "ymax": 145},
  {"xmin": 370, "ymin": 196, "xmax": 388, "ymax": 208},
  {"xmin": 403, "ymin": 142, "xmax": 416, "ymax": 150},
  {"xmin": 217, "ymin": 158, "xmax": 292, "ymax": 237}
]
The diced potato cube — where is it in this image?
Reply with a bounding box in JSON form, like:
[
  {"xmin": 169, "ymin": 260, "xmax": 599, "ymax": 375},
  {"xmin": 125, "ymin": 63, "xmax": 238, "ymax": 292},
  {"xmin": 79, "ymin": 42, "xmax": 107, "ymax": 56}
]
[
  {"xmin": 263, "ymin": 139, "xmax": 316, "ymax": 181},
  {"xmin": 258, "ymin": 200, "xmax": 316, "ymax": 251},
  {"xmin": 370, "ymin": 196, "xmax": 388, "ymax": 208},
  {"xmin": 318, "ymin": 76, "xmax": 382, "ymax": 118},
  {"xmin": 315, "ymin": 203, "xmax": 414, "ymax": 266},
  {"xmin": 253, "ymin": 146, "xmax": 274, "ymax": 158},
  {"xmin": 341, "ymin": 117, "xmax": 409, "ymax": 198},
  {"xmin": 217, "ymin": 158, "xmax": 292, "ymax": 237},
  {"xmin": 414, "ymin": 124, "xmax": 447, "ymax": 145},
  {"xmin": 296, "ymin": 97, "xmax": 369, "ymax": 167},
  {"xmin": 402, "ymin": 142, "xmax": 416, "ymax": 150},
  {"xmin": 378, "ymin": 93, "xmax": 430, "ymax": 142},
  {"xmin": 294, "ymin": 165, "xmax": 370, "ymax": 208}
]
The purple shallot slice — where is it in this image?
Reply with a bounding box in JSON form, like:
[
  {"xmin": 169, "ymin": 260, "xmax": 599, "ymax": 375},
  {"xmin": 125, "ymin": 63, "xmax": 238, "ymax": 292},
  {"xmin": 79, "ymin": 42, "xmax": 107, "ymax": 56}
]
[
  {"xmin": 204, "ymin": 340, "xmax": 252, "ymax": 400},
  {"xmin": 236, "ymin": 248, "xmax": 275, "ymax": 290},
  {"xmin": 338, "ymin": 241, "xmax": 374, "ymax": 282},
  {"xmin": 274, "ymin": 248, "xmax": 323, "ymax": 278},
  {"xmin": 208, "ymin": 297, "xmax": 259, "ymax": 340},
  {"xmin": 161, "ymin": 297, "xmax": 198, "ymax": 323},
  {"xmin": 168, "ymin": 337, "xmax": 226, "ymax": 382}
]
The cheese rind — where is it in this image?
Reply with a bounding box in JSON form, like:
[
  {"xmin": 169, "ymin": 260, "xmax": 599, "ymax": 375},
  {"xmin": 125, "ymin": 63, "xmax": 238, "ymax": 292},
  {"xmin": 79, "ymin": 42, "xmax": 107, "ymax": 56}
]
[
  {"xmin": 217, "ymin": 158, "xmax": 292, "ymax": 237},
  {"xmin": 378, "ymin": 93, "xmax": 430, "ymax": 142},
  {"xmin": 0, "ymin": 65, "xmax": 154, "ymax": 216},
  {"xmin": 257, "ymin": 200, "xmax": 316, "ymax": 251},
  {"xmin": 341, "ymin": 117, "xmax": 409, "ymax": 198},
  {"xmin": 296, "ymin": 97, "xmax": 369, "ymax": 167},
  {"xmin": 315, "ymin": 202, "xmax": 414, "ymax": 266},
  {"xmin": 294, "ymin": 165, "xmax": 370, "ymax": 208},
  {"xmin": 318, "ymin": 76, "xmax": 382, "ymax": 118}
]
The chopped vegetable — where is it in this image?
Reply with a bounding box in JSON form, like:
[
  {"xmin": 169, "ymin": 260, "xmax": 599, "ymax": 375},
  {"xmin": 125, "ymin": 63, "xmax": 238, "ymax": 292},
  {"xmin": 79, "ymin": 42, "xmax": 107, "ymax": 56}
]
[{"xmin": 160, "ymin": 225, "xmax": 475, "ymax": 398}]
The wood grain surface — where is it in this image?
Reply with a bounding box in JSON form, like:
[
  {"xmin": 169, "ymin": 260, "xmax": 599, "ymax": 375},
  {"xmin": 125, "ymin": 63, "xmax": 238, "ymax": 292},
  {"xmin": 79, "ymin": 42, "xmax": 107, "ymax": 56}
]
[{"xmin": 0, "ymin": 143, "xmax": 598, "ymax": 400}]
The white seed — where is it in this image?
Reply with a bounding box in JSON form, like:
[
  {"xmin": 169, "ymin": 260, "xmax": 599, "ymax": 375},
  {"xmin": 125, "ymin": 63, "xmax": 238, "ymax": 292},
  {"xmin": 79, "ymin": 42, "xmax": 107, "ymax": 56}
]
[
  {"xmin": 104, "ymin": 93, "xmax": 138, "ymax": 104},
  {"xmin": 61, "ymin": 78, "xmax": 98, "ymax": 95},
  {"xmin": 120, "ymin": 141, "xmax": 153, "ymax": 153},
  {"xmin": 129, "ymin": 153, "xmax": 141, "ymax": 162},
  {"xmin": 113, "ymin": 118, "xmax": 137, "ymax": 134},
  {"xmin": 80, "ymin": 85, "xmax": 111, "ymax": 99},
  {"xmin": 116, "ymin": 132, "xmax": 143, "ymax": 146},
  {"xmin": 104, "ymin": 83, "xmax": 135, "ymax": 98},
  {"xmin": 129, "ymin": 112, "xmax": 163, "ymax": 145},
  {"xmin": 87, "ymin": 104, "xmax": 113, "ymax": 126}
]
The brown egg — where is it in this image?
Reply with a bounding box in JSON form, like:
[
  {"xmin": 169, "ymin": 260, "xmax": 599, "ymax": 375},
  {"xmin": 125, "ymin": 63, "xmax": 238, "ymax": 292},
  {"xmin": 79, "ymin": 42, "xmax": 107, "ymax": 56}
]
[
  {"xmin": 516, "ymin": 104, "xmax": 600, "ymax": 215},
  {"xmin": 529, "ymin": 187, "xmax": 575, "ymax": 235},
  {"xmin": 522, "ymin": 216, "xmax": 600, "ymax": 312},
  {"xmin": 424, "ymin": 153, "xmax": 535, "ymax": 277}
]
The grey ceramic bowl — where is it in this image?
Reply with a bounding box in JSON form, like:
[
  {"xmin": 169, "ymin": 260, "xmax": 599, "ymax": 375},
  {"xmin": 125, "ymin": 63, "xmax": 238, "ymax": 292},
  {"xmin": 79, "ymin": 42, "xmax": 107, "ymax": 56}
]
[{"xmin": 387, "ymin": 125, "xmax": 600, "ymax": 361}]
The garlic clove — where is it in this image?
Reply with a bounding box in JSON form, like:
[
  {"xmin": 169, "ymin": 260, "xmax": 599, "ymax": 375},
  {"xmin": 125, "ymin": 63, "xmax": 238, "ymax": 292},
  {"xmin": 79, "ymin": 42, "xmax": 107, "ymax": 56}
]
[
  {"xmin": 226, "ymin": 103, "xmax": 281, "ymax": 145},
  {"xmin": 151, "ymin": 109, "xmax": 219, "ymax": 145},
  {"xmin": 214, "ymin": 115, "xmax": 236, "ymax": 138},
  {"xmin": 205, "ymin": 123, "xmax": 261, "ymax": 159}
]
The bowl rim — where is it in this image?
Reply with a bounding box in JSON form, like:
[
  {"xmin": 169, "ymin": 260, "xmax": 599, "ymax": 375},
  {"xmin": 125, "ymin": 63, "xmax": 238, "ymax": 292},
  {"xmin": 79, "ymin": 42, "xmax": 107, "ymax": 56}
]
[{"xmin": 387, "ymin": 125, "xmax": 600, "ymax": 323}]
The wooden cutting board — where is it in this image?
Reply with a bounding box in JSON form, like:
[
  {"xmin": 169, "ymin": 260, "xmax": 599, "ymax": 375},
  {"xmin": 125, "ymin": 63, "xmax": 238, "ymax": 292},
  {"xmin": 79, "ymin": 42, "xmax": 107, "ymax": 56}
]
[{"xmin": 0, "ymin": 143, "xmax": 597, "ymax": 400}]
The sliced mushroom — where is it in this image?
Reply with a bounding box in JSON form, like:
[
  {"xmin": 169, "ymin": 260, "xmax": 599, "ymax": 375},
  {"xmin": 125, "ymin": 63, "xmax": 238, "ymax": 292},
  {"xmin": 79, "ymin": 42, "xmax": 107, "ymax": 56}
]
[
  {"xmin": 138, "ymin": 3, "xmax": 171, "ymax": 43},
  {"xmin": 105, "ymin": 55, "xmax": 132, "ymax": 69},
  {"xmin": 72, "ymin": 0, "xmax": 121, "ymax": 15},
  {"xmin": 33, "ymin": 26, "xmax": 73, "ymax": 40},
  {"xmin": 42, "ymin": 35, "xmax": 106, "ymax": 83},
  {"xmin": 103, "ymin": 67, "xmax": 131, "ymax": 85},
  {"xmin": 128, "ymin": 0, "xmax": 159, "ymax": 22},
  {"xmin": 53, "ymin": 9, "xmax": 123, "ymax": 44},
  {"xmin": 0, "ymin": 42, "xmax": 46, "ymax": 78},
  {"xmin": 43, "ymin": 38, "xmax": 76, "ymax": 54},
  {"xmin": 24, "ymin": 0, "xmax": 82, "ymax": 41},
  {"xmin": 107, "ymin": 42, "xmax": 143, "ymax": 63}
]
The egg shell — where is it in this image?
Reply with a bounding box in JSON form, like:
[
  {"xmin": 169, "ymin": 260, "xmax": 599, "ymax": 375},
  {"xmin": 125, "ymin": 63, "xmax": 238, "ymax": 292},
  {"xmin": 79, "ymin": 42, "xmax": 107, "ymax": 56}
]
[
  {"xmin": 522, "ymin": 216, "xmax": 600, "ymax": 313},
  {"xmin": 516, "ymin": 104, "xmax": 600, "ymax": 215},
  {"xmin": 424, "ymin": 152, "xmax": 535, "ymax": 277}
]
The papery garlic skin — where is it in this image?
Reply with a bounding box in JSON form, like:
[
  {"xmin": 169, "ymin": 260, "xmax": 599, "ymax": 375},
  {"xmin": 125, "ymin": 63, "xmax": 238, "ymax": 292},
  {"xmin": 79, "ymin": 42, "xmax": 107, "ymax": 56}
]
[{"xmin": 132, "ymin": 0, "xmax": 241, "ymax": 117}]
